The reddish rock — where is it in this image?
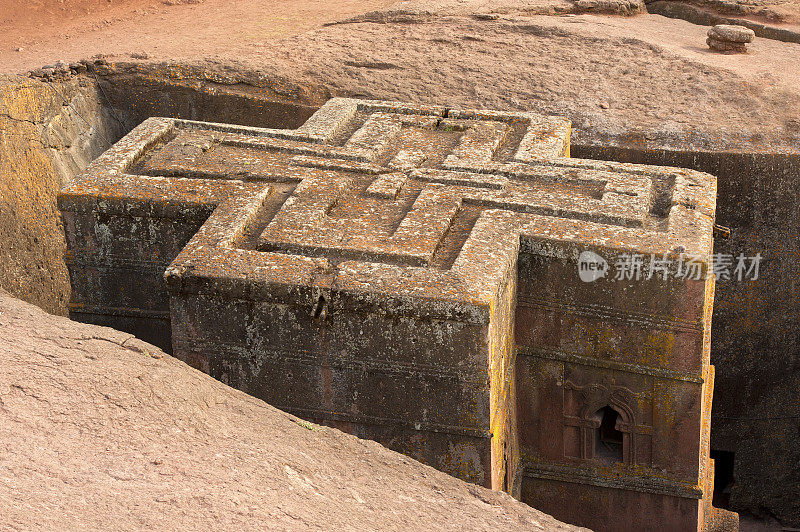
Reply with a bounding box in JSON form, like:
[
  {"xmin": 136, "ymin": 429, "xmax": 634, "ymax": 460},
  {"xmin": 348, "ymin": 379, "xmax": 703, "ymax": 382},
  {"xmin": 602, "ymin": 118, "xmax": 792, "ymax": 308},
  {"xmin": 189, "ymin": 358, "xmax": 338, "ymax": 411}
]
[{"xmin": 0, "ymin": 289, "xmax": 583, "ymax": 531}]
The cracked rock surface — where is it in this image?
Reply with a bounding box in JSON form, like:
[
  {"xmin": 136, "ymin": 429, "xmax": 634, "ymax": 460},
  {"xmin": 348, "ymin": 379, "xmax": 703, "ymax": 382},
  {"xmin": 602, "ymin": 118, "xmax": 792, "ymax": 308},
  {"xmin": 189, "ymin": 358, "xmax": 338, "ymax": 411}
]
[{"xmin": 0, "ymin": 290, "xmax": 582, "ymax": 531}]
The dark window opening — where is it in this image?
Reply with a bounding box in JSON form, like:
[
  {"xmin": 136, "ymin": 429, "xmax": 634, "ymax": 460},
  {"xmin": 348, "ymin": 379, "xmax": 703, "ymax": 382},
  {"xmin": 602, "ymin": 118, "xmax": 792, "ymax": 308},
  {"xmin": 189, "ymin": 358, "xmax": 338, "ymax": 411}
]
[
  {"xmin": 594, "ymin": 406, "xmax": 623, "ymax": 463},
  {"xmin": 711, "ymin": 449, "xmax": 736, "ymax": 509}
]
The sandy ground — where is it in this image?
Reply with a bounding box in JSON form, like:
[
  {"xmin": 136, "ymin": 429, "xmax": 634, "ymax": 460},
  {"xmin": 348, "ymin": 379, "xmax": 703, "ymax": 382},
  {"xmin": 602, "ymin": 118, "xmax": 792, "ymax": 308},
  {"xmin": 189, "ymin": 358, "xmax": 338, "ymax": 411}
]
[
  {"xmin": 534, "ymin": 12, "xmax": 800, "ymax": 92},
  {"xmin": 4, "ymin": 1, "xmax": 799, "ymax": 152},
  {"xmin": 0, "ymin": 0, "xmax": 396, "ymax": 74},
  {"xmin": 0, "ymin": 289, "xmax": 583, "ymax": 530},
  {"xmin": 246, "ymin": 9, "xmax": 800, "ymax": 151}
]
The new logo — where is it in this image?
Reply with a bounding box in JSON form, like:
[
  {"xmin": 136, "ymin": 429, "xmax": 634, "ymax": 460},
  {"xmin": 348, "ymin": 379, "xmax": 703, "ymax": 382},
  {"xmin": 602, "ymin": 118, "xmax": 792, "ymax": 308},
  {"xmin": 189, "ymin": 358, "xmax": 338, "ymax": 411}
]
[{"xmin": 578, "ymin": 251, "xmax": 608, "ymax": 283}]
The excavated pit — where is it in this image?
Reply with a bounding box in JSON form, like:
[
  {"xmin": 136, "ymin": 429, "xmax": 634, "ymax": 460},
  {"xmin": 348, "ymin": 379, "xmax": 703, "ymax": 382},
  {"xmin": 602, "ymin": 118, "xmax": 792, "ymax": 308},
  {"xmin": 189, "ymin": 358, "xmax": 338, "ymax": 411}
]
[{"xmin": 2, "ymin": 61, "xmax": 799, "ymax": 527}]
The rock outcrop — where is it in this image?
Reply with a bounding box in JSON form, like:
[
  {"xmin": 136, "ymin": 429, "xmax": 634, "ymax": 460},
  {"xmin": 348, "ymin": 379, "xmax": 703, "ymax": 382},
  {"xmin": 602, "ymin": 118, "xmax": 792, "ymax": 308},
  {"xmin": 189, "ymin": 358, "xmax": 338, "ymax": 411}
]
[
  {"xmin": 0, "ymin": 290, "xmax": 581, "ymax": 531},
  {"xmin": 707, "ymin": 24, "xmax": 755, "ymax": 52}
]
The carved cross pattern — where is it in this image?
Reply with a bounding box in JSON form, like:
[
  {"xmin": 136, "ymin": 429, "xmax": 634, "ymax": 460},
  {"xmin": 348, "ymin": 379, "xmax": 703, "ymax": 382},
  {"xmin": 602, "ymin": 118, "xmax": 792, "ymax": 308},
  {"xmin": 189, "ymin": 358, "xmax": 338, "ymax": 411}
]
[
  {"xmin": 61, "ymin": 97, "xmax": 714, "ymax": 314},
  {"xmin": 59, "ymin": 98, "xmax": 717, "ymax": 499}
]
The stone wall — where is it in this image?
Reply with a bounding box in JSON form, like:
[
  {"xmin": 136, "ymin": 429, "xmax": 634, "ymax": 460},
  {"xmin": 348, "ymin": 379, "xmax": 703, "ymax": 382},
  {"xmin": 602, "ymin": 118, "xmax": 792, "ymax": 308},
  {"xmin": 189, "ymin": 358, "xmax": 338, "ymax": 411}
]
[
  {"xmin": 0, "ymin": 63, "xmax": 318, "ymax": 318},
  {"xmin": 90, "ymin": 61, "xmax": 321, "ymax": 130},
  {"xmin": 57, "ymin": 98, "xmax": 729, "ymax": 530},
  {"xmin": 0, "ymin": 74, "xmax": 126, "ymax": 315},
  {"xmin": 574, "ymin": 144, "xmax": 800, "ymax": 525},
  {"xmin": 514, "ymin": 238, "xmax": 716, "ymax": 531}
]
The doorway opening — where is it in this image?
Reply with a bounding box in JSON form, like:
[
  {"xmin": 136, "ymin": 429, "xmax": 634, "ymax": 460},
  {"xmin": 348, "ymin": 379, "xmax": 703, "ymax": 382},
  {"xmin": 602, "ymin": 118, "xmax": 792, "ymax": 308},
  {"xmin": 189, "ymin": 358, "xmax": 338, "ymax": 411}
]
[{"xmin": 594, "ymin": 406, "xmax": 624, "ymax": 463}]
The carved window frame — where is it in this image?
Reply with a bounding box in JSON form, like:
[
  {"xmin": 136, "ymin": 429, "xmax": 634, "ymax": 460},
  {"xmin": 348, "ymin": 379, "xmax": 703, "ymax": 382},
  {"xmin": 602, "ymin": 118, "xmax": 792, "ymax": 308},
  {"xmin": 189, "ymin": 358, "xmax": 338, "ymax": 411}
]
[{"xmin": 563, "ymin": 382, "xmax": 649, "ymax": 466}]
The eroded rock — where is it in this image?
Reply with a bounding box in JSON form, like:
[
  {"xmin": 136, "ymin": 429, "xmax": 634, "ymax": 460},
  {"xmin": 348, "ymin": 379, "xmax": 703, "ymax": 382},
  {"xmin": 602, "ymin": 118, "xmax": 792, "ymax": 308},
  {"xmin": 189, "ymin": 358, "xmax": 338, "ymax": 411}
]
[{"xmin": 707, "ymin": 24, "xmax": 755, "ymax": 52}]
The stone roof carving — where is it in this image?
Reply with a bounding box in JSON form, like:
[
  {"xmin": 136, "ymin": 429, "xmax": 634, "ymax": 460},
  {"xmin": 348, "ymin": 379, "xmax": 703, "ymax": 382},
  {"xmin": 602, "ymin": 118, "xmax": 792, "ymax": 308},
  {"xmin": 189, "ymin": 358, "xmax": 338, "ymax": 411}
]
[{"xmin": 60, "ymin": 98, "xmax": 716, "ymax": 319}]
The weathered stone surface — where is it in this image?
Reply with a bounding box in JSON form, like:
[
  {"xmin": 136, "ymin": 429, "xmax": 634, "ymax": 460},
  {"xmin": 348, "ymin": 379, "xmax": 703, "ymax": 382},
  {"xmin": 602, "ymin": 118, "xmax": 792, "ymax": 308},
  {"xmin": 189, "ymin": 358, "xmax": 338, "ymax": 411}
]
[
  {"xmin": 0, "ymin": 74, "xmax": 126, "ymax": 316},
  {"xmin": 58, "ymin": 98, "xmax": 733, "ymax": 531},
  {"xmin": 573, "ymin": 146, "xmax": 800, "ymax": 528},
  {"xmin": 0, "ymin": 289, "xmax": 583, "ymax": 531},
  {"xmin": 707, "ymin": 36, "xmax": 748, "ymax": 52},
  {"xmin": 706, "ymin": 24, "xmax": 755, "ymax": 52},
  {"xmin": 708, "ymin": 24, "xmax": 756, "ymax": 42}
]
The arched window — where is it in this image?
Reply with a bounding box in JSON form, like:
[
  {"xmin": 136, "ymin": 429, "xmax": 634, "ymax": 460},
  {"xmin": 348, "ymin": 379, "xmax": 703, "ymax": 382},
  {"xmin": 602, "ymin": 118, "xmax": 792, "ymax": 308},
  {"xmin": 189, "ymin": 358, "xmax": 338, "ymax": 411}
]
[
  {"xmin": 563, "ymin": 382, "xmax": 645, "ymax": 465},
  {"xmin": 593, "ymin": 406, "xmax": 623, "ymax": 464}
]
